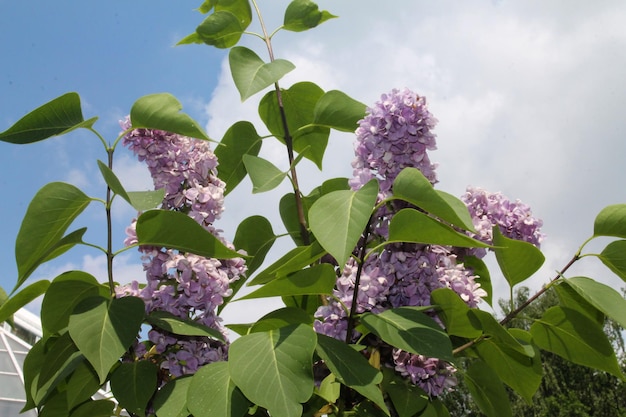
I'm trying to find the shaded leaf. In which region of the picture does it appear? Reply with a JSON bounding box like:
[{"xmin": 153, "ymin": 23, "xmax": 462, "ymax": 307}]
[
  {"xmin": 492, "ymin": 226, "xmax": 544, "ymax": 288},
  {"xmin": 283, "ymin": 0, "xmax": 337, "ymax": 32},
  {"xmin": 462, "ymin": 255, "xmax": 492, "ymax": 306},
  {"xmin": 316, "ymin": 334, "xmax": 388, "ymax": 414},
  {"xmin": 250, "ymin": 307, "xmax": 313, "ymax": 333},
  {"xmin": 563, "ymin": 276, "xmax": 626, "ymax": 329},
  {"xmin": 598, "ymin": 239, "xmax": 626, "ymax": 281},
  {"xmin": 229, "ymin": 46, "xmax": 295, "ymax": 101},
  {"xmin": 126, "ymin": 189, "xmax": 165, "ymax": 211},
  {"xmin": 240, "ymin": 264, "xmax": 336, "ymax": 300},
  {"xmin": 280, "ymin": 192, "xmax": 310, "ymax": 246},
  {"xmin": 66, "ymin": 361, "xmax": 101, "ymax": 409},
  {"xmin": 136, "ymin": 210, "xmax": 243, "ymax": 259},
  {"xmin": 249, "ymin": 241, "xmax": 326, "ymax": 285},
  {"xmin": 195, "ymin": 0, "xmax": 252, "ymax": 48},
  {"xmin": 15, "ymin": 182, "xmax": 91, "ymax": 291},
  {"xmin": 464, "ymin": 360, "xmax": 513, "ymax": 417},
  {"xmin": 146, "ymin": 310, "xmax": 224, "ymax": 341},
  {"xmin": 68, "ymin": 296, "xmax": 145, "ymax": 383},
  {"xmin": 36, "ymin": 332, "xmax": 84, "ymax": 404},
  {"xmin": 0, "ymin": 280, "xmax": 50, "ymax": 324},
  {"xmin": 593, "ymin": 204, "xmax": 626, "ymax": 238},
  {"xmin": 361, "ymin": 307, "xmax": 454, "ymax": 362},
  {"xmin": 388, "ymin": 209, "xmax": 489, "ymax": 248},
  {"xmin": 214, "ymin": 121, "xmax": 262, "ymax": 195},
  {"xmin": 430, "ymin": 288, "xmax": 481, "ymax": 338},
  {"xmin": 69, "ymin": 399, "xmax": 115, "ymax": 417},
  {"xmin": 392, "ymin": 168, "xmax": 475, "ymax": 231},
  {"xmin": 228, "ymin": 324, "xmax": 317, "ymax": 417},
  {"xmin": 381, "ymin": 368, "xmax": 428, "ymax": 417},
  {"xmin": 468, "ymin": 309, "xmax": 530, "ymax": 356},
  {"xmin": 110, "ymin": 361, "xmax": 158, "ymax": 415},
  {"xmin": 309, "ymin": 179, "xmax": 378, "ymax": 267},
  {"xmin": 188, "ymin": 362, "xmax": 249, "ymax": 417},
  {"xmin": 554, "ymin": 281, "xmax": 604, "ymax": 325},
  {"xmin": 130, "ymin": 93, "xmax": 210, "ymax": 140},
  {"xmin": 0, "ymin": 92, "xmax": 96, "ymax": 144},
  {"xmin": 153, "ymin": 376, "xmax": 192, "ymax": 417},
  {"xmin": 530, "ymin": 306, "xmax": 624, "ymax": 379},
  {"xmin": 242, "ymin": 154, "xmax": 287, "ymax": 193}
]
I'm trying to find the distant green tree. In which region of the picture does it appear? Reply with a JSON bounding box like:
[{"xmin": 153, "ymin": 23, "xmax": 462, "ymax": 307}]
[{"xmin": 442, "ymin": 287, "xmax": 626, "ymax": 417}]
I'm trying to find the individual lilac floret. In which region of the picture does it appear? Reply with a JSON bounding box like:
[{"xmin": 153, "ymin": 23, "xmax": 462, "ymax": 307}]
[
  {"xmin": 350, "ymin": 88, "xmax": 438, "ymax": 194},
  {"xmin": 462, "ymin": 186, "xmax": 545, "ymax": 251},
  {"xmin": 393, "ymin": 350, "xmax": 457, "ymax": 397}
]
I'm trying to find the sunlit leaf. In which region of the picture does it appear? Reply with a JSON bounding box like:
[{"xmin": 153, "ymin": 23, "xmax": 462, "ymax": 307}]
[
  {"xmin": 68, "ymin": 296, "xmax": 145, "ymax": 383},
  {"xmin": 15, "ymin": 182, "xmax": 91, "ymax": 291},
  {"xmin": 214, "ymin": 121, "xmax": 262, "ymax": 195},
  {"xmin": 313, "ymin": 90, "xmax": 366, "ymax": 132},
  {"xmin": 110, "ymin": 361, "xmax": 158, "ymax": 415},
  {"xmin": 392, "ymin": 168, "xmax": 475, "ymax": 231},
  {"xmin": 0, "ymin": 92, "xmax": 96, "ymax": 144},
  {"xmin": 195, "ymin": 0, "xmax": 251, "ymax": 48},
  {"xmin": 563, "ymin": 276, "xmax": 626, "ymax": 328},
  {"xmin": 240, "ymin": 264, "xmax": 336, "ymax": 300},
  {"xmin": 554, "ymin": 281, "xmax": 604, "ymax": 325},
  {"xmin": 97, "ymin": 160, "xmax": 164, "ymax": 211},
  {"xmin": 594, "ymin": 204, "xmax": 626, "ymax": 238},
  {"xmin": 492, "ymin": 226, "xmax": 544, "ymax": 288},
  {"xmin": 146, "ymin": 310, "xmax": 224, "ymax": 341},
  {"xmin": 598, "ymin": 239, "xmax": 626, "ymax": 281},
  {"xmin": 430, "ymin": 288, "xmax": 482, "ymax": 338},
  {"xmin": 316, "ymin": 334, "xmax": 388, "ymax": 414},
  {"xmin": 136, "ymin": 210, "xmax": 243, "ymax": 259},
  {"xmin": 229, "ymin": 46, "xmax": 295, "ymax": 101},
  {"xmin": 361, "ymin": 307, "xmax": 454, "ymax": 362},
  {"xmin": 468, "ymin": 309, "xmax": 530, "ymax": 357},
  {"xmin": 283, "ymin": 0, "xmax": 337, "ymax": 32},
  {"xmin": 388, "ymin": 209, "xmax": 489, "ymax": 248},
  {"xmin": 309, "ymin": 179, "xmax": 378, "ymax": 267},
  {"xmin": 228, "ymin": 324, "xmax": 316, "ymax": 417},
  {"xmin": 249, "ymin": 241, "xmax": 326, "ymax": 285},
  {"xmin": 462, "ymin": 255, "xmax": 492, "ymax": 306},
  {"xmin": 130, "ymin": 93, "xmax": 210, "ymax": 140},
  {"xmin": 464, "ymin": 360, "xmax": 513, "ymax": 417},
  {"xmin": 0, "ymin": 280, "xmax": 49, "ymax": 324},
  {"xmin": 530, "ymin": 306, "xmax": 624, "ymax": 379},
  {"xmin": 249, "ymin": 307, "xmax": 313, "ymax": 333},
  {"xmin": 188, "ymin": 362, "xmax": 248, "ymax": 417},
  {"xmin": 242, "ymin": 154, "xmax": 287, "ymax": 193}
]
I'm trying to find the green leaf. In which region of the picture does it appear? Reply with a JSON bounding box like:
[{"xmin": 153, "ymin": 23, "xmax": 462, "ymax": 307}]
[
  {"xmin": 318, "ymin": 373, "xmax": 341, "ymax": 403},
  {"xmin": 66, "ymin": 361, "xmax": 101, "ymax": 409},
  {"xmin": 188, "ymin": 362, "xmax": 249, "ymax": 417},
  {"xmin": 15, "ymin": 182, "xmax": 91, "ymax": 291},
  {"xmin": 153, "ymin": 377, "xmax": 193, "ymax": 417},
  {"xmin": 283, "ymin": 0, "xmax": 337, "ymax": 32},
  {"xmin": 22, "ymin": 339, "xmax": 45, "ymax": 410},
  {"xmin": 563, "ymin": 276, "xmax": 626, "ymax": 329},
  {"xmin": 69, "ymin": 400, "xmax": 115, "ymax": 417},
  {"xmin": 381, "ymin": 368, "xmax": 428, "ymax": 417},
  {"xmin": 492, "ymin": 226, "xmax": 545, "ymax": 288},
  {"xmin": 41, "ymin": 271, "xmax": 104, "ymax": 334},
  {"xmin": 312, "ymin": 90, "xmax": 366, "ymax": 132},
  {"xmin": 249, "ymin": 241, "xmax": 326, "ymax": 285},
  {"xmin": 464, "ymin": 360, "xmax": 513, "ymax": 417},
  {"xmin": 554, "ymin": 281, "xmax": 604, "ymax": 325},
  {"xmin": 388, "ymin": 209, "xmax": 489, "ymax": 248},
  {"xmin": 229, "ymin": 46, "xmax": 295, "ymax": 101},
  {"xmin": 598, "ymin": 239, "xmax": 626, "ymax": 281},
  {"xmin": 249, "ymin": 307, "xmax": 313, "ymax": 333},
  {"xmin": 136, "ymin": 210, "xmax": 243, "ymax": 259},
  {"xmin": 473, "ymin": 329, "xmax": 542, "ymax": 403},
  {"xmin": 229, "ymin": 324, "xmax": 317, "ymax": 417},
  {"xmin": 392, "ymin": 168, "xmax": 475, "ymax": 231},
  {"xmin": 468, "ymin": 309, "xmax": 530, "ymax": 356},
  {"xmin": 215, "ymin": 121, "xmax": 262, "ymax": 195},
  {"xmin": 146, "ymin": 310, "xmax": 225, "ymax": 341},
  {"xmin": 126, "ymin": 189, "xmax": 165, "ymax": 211},
  {"xmin": 0, "ymin": 92, "xmax": 96, "ymax": 144},
  {"xmin": 593, "ymin": 203, "xmax": 626, "ymax": 238},
  {"xmin": 0, "ymin": 280, "xmax": 49, "ymax": 324},
  {"xmin": 309, "ymin": 179, "xmax": 378, "ymax": 267},
  {"xmin": 195, "ymin": 0, "xmax": 252, "ymax": 48},
  {"xmin": 242, "ymin": 154, "xmax": 287, "ymax": 193},
  {"xmin": 38, "ymin": 391, "xmax": 69, "ymax": 416},
  {"xmin": 36, "ymin": 332, "xmax": 84, "ymax": 404},
  {"xmin": 130, "ymin": 93, "xmax": 210, "ymax": 140},
  {"xmin": 68, "ymin": 296, "xmax": 145, "ymax": 383},
  {"xmin": 110, "ymin": 361, "xmax": 158, "ymax": 415},
  {"xmin": 240, "ymin": 264, "xmax": 336, "ymax": 300},
  {"xmin": 316, "ymin": 334, "xmax": 388, "ymax": 414},
  {"xmin": 259, "ymin": 82, "xmax": 328, "ymax": 169},
  {"xmin": 530, "ymin": 306, "xmax": 624, "ymax": 379},
  {"xmin": 360, "ymin": 307, "xmax": 454, "ymax": 362},
  {"xmin": 430, "ymin": 288, "xmax": 482, "ymax": 338},
  {"xmin": 280, "ymin": 192, "xmax": 310, "ymax": 246},
  {"xmin": 97, "ymin": 159, "xmax": 130, "ymax": 200}
]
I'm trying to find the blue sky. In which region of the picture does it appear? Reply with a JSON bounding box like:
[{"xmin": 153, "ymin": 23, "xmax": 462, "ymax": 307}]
[{"xmin": 2, "ymin": 0, "xmax": 626, "ymax": 325}]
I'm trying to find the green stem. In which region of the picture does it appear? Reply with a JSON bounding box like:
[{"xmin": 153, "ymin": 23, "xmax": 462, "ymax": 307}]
[{"xmin": 106, "ymin": 148, "xmax": 116, "ymax": 294}]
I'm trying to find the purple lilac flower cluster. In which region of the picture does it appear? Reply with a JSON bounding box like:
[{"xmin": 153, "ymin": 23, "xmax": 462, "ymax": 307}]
[
  {"xmin": 116, "ymin": 119, "xmax": 246, "ymax": 380},
  {"xmin": 349, "ymin": 88, "xmax": 438, "ymax": 195},
  {"xmin": 314, "ymin": 88, "xmax": 543, "ymax": 397}
]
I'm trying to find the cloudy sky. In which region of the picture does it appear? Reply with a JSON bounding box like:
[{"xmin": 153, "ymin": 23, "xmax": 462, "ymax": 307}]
[{"xmin": 1, "ymin": 1, "xmax": 625, "ymax": 325}]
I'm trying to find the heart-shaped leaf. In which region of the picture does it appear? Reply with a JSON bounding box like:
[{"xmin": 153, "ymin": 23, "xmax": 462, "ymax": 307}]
[
  {"xmin": 214, "ymin": 121, "xmax": 262, "ymax": 195},
  {"xmin": 492, "ymin": 226, "xmax": 545, "ymax": 288},
  {"xmin": 283, "ymin": 0, "xmax": 337, "ymax": 32},
  {"xmin": 110, "ymin": 361, "xmax": 158, "ymax": 415},
  {"xmin": 594, "ymin": 204, "xmax": 626, "ymax": 238}
]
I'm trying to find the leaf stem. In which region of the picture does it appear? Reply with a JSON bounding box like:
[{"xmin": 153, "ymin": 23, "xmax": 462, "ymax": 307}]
[{"xmin": 106, "ymin": 148, "xmax": 116, "ymax": 294}]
